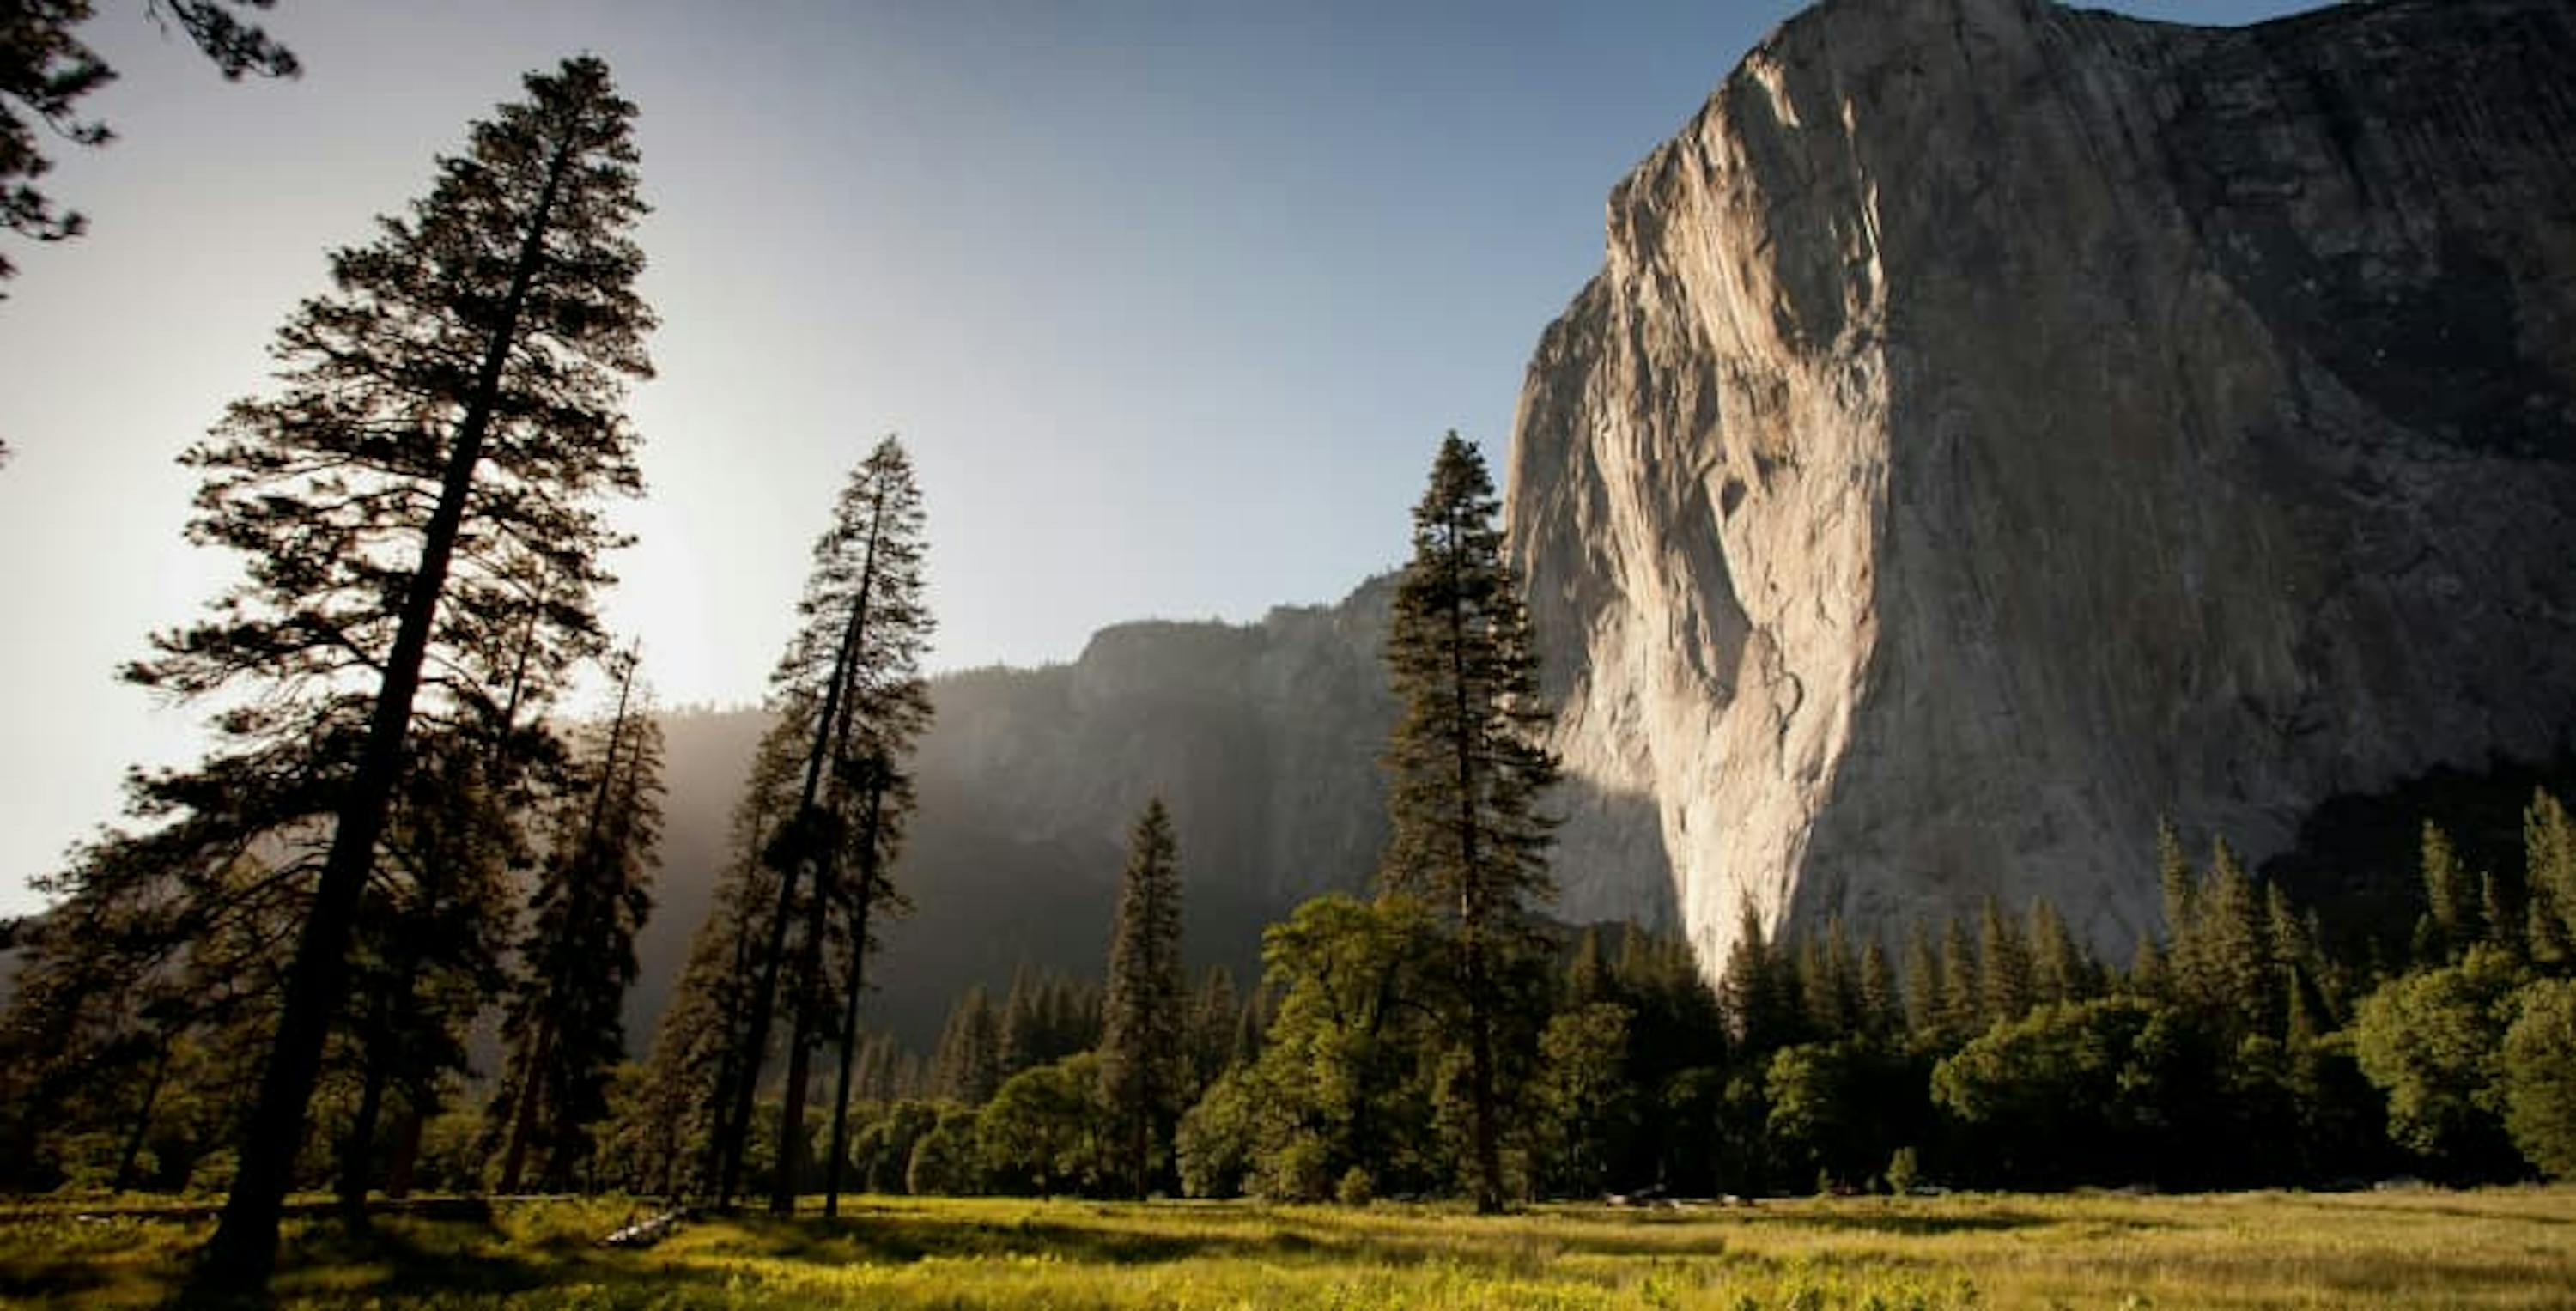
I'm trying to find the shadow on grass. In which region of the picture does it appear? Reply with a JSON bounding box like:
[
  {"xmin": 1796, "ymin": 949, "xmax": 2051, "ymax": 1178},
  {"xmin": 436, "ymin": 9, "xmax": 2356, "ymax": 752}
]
[
  {"xmin": 698, "ymin": 1204, "xmax": 1760, "ymax": 1272},
  {"xmin": 1727, "ymin": 1207, "xmax": 2120, "ymax": 1237},
  {"xmin": 709, "ymin": 1211, "xmax": 1386, "ymax": 1269}
]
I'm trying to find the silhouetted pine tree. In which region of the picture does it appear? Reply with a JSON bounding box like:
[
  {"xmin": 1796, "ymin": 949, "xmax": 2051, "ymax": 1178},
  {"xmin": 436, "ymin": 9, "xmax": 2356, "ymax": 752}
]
[
  {"xmin": 1100, "ymin": 798, "xmax": 1187, "ymax": 1198},
  {"xmin": 714, "ymin": 435, "xmax": 933, "ymax": 1215},
  {"xmin": 111, "ymin": 55, "xmax": 653, "ymax": 1296},
  {"xmin": 1376, "ymin": 433, "xmax": 1560, "ymax": 1214},
  {"xmin": 632, "ymin": 711, "xmax": 805, "ymax": 1200},
  {"xmin": 488, "ymin": 648, "xmax": 664, "ymax": 1193}
]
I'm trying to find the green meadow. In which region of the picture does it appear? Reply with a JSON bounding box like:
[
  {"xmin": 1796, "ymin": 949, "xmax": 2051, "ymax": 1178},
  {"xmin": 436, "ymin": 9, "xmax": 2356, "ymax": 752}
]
[{"xmin": 4, "ymin": 1188, "xmax": 2573, "ymax": 1310}]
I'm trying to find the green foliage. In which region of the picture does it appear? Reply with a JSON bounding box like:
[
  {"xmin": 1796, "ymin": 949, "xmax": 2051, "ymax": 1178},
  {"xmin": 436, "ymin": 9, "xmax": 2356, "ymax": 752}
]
[
  {"xmin": 1930, "ymin": 997, "xmax": 2207, "ymax": 1189},
  {"xmin": 976, "ymin": 1053, "xmax": 1114, "ymax": 1196},
  {"xmin": 1098, "ymin": 798, "xmax": 1187, "ymax": 1198},
  {"xmin": 1175, "ymin": 1065, "xmax": 1259, "ymax": 1199},
  {"xmin": 1765, "ymin": 1040, "xmax": 1922, "ymax": 1193},
  {"xmin": 2348, "ymin": 945, "xmax": 2529, "ymax": 1177},
  {"xmin": 1884, "ymin": 1145, "xmax": 1920, "ymax": 1195},
  {"xmin": 1532, "ymin": 1002, "xmax": 1637, "ymax": 1198},
  {"xmin": 2500, "ymin": 977, "xmax": 2576, "ymax": 1180},
  {"xmin": 487, "ymin": 655, "xmax": 665, "ymax": 1193},
  {"xmin": 1232, "ymin": 894, "xmax": 1442, "ymax": 1200},
  {"xmin": 1378, "ymin": 432, "xmax": 1560, "ymax": 1213},
  {"xmin": 904, "ymin": 1107, "xmax": 981, "ymax": 1197},
  {"xmin": 931, "ymin": 986, "xmax": 1004, "ymax": 1106}
]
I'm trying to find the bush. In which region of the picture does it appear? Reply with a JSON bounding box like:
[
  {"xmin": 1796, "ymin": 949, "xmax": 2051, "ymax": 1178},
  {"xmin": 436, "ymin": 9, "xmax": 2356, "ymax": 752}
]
[
  {"xmin": 1886, "ymin": 1146, "xmax": 1920, "ymax": 1196},
  {"xmin": 1176, "ymin": 1067, "xmax": 1258, "ymax": 1199},
  {"xmin": 2503, "ymin": 979, "xmax": 2576, "ymax": 1179},
  {"xmin": 2348, "ymin": 947, "xmax": 2527, "ymax": 1179},
  {"xmin": 1335, "ymin": 1166, "xmax": 1376, "ymax": 1206},
  {"xmin": 907, "ymin": 1109, "xmax": 984, "ymax": 1196}
]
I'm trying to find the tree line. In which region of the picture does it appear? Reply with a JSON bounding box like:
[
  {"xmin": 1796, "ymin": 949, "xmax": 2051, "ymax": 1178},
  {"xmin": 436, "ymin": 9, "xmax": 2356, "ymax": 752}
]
[{"xmin": 635, "ymin": 801, "xmax": 2576, "ymax": 1208}]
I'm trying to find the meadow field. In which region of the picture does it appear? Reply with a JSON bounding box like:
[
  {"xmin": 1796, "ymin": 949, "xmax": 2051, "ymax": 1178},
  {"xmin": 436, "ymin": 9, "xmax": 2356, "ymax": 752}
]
[{"xmin": 2, "ymin": 1188, "xmax": 2571, "ymax": 1310}]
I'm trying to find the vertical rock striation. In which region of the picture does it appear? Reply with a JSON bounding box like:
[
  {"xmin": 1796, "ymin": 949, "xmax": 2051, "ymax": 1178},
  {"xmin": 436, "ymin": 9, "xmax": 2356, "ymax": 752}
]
[{"xmin": 1507, "ymin": 0, "xmax": 2576, "ymax": 972}]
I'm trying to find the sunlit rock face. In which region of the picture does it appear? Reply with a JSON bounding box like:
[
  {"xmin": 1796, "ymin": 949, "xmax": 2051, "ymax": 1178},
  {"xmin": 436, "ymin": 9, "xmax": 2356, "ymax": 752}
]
[{"xmin": 1506, "ymin": 0, "xmax": 2576, "ymax": 977}]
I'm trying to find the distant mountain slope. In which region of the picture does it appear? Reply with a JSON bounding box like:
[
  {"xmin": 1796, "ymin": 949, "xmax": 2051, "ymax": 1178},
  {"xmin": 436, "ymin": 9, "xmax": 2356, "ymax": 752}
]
[{"xmin": 632, "ymin": 575, "xmax": 1595, "ymax": 1050}]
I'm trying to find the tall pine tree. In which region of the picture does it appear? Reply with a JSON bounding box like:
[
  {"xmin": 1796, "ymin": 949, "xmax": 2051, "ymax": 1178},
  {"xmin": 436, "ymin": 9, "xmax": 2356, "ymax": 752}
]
[
  {"xmin": 709, "ymin": 434, "xmax": 932, "ymax": 1213},
  {"xmin": 119, "ymin": 55, "xmax": 653, "ymax": 1295},
  {"xmin": 1377, "ymin": 432, "xmax": 1559, "ymax": 1213},
  {"xmin": 1100, "ymin": 798, "xmax": 1186, "ymax": 1199}
]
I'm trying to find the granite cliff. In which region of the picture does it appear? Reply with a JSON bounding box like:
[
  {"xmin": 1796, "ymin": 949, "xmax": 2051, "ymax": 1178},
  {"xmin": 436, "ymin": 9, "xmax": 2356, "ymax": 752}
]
[{"xmin": 1507, "ymin": 0, "xmax": 2576, "ymax": 971}]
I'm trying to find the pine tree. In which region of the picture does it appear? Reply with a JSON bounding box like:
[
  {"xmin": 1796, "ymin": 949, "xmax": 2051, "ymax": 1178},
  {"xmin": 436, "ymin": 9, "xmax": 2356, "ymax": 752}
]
[
  {"xmin": 710, "ymin": 435, "xmax": 933, "ymax": 1214},
  {"xmin": 1938, "ymin": 918, "xmax": 1983, "ymax": 1043},
  {"xmin": 2525, "ymin": 791, "xmax": 2576, "ymax": 968},
  {"xmin": 1856, "ymin": 938, "xmax": 1902, "ymax": 1041},
  {"xmin": 127, "ymin": 56, "xmax": 652, "ymax": 1295},
  {"xmin": 1376, "ymin": 433, "xmax": 1560, "ymax": 1214},
  {"xmin": 2417, "ymin": 820, "xmax": 2481, "ymax": 964},
  {"xmin": 932, "ymin": 987, "xmax": 1001, "ymax": 1105},
  {"xmin": 488, "ymin": 647, "xmax": 663, "ymax": 1193},
  {"xmin": 335, "ymin": 727, "xmax": 524, "ymax": 1217},
  {"xmin": 1900, "ymin": 922, "xmax": 1942, "ymax": 1046},
  {"xmin": 2028, "ymin": 898, "xmax": 2089, "ymax": 1007},
  {"xmin": 653, "ymin": 712, "xmax": 805, "ymax": 1200},
  {"xmin": 1187, "ymin": 965, "xmax": 1242, "ymax": 1093},
  {"xmin": 1977, "ymin": 899, "xmax": 2035, "ymax": 1027},
  {"xmin": 999, "ymin": 966, "xmax": 1045, "ymax": 1078},
  {"xmin": 2157, "ymin": 820, "xmax": 2202, "ymax": 1002},
  {"xmin": 1100, "ymin": 798, "xmax": 1187, "ymax": 1199}
]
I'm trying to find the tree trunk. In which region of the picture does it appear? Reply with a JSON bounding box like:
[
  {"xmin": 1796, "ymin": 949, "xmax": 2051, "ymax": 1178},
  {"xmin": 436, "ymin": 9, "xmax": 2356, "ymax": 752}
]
[
  {"xmin": 337, "ymin": 1055, "xmax": 392, "ymax": 1224},
  {"xmin": 191, "ymin": 131, "xmax": 574, "ymax": 1301},
  {"xmin": 113, "ymin": 1039, "xmax": 173, "ymax": 1193},
  {"xmin": 1443, "ymin": 513, "xmax": 1503, "ymax": 1216},
  {"xmin": 822, "ymin": 773, "xmax": 886, "ymax": 1218}
]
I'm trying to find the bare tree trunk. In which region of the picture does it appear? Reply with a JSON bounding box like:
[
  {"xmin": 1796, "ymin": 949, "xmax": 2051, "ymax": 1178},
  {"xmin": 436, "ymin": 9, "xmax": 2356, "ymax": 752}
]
[{"xmin": 822, "ymin": 773, "xmax": 886, "ymax": 1218}]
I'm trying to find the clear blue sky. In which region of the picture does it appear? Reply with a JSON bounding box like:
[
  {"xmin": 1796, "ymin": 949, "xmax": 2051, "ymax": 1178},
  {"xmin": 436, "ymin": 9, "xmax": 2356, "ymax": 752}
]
[{"xmin": 0, "ymin": 0, "xmax": 2318, "ymax": 916}]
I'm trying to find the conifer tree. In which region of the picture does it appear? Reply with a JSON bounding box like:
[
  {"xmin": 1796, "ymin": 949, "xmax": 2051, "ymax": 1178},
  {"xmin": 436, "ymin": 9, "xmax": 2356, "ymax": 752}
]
[
  {"xmin": 1187, "ymin": 965, "xmax": 1242, "ymax": 1092},
  {"xmin": 932, "ymin": 986, "xmax": 1001, "ymax": 1105},
  {"xmin": 100, "ymin": 56, "xmax": 653, "ymax": 1294},
  {"xmin": 2418, "ymin": 821, "xmax": 2480, "ymax": 964},
  {"xmin": 487, "ymin": 648, "xmax": 664, "ymax": 1193},
  {"xmin": 1977, "ymin": 899, "xmax": 2034, "ymax": 1026},
  {"xmin": 2525, "ymin": 791, "xmax": 2576, "ymax": 968},
  {"xmin": 1376, "ymin": 432, "xmax": 1559, "ymax": 1214},
  {"xmin": 2028, "ymin": 899, "xmax": 2089, "ymax": 1007},
  {"xmin": 650, "ymin": 711, "xmax": 805, "ymax": 1199},
  {"xmin": 724, "ymin": 434, "xmax": 933, "ymax": 1215},
  {"xmin": 1938, "ymin": 919, "xmax": 1982, "ymax": 1042},
  {"xmin": 1100, "ymin": 798, "xmax": 1187, "ymax": 1199},
  {"xmin": 1858, "ymin": 938, "xmax": 1903, "ymax": 1041},
  {"xmin": 1900, "ymin": 922, "xmax": 1942, "ymax": 1044}
]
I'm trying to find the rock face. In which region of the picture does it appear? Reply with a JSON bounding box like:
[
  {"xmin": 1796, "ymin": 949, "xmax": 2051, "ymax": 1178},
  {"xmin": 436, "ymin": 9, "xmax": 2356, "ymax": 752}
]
[{"xmin": 1507, "ymin": 0, "xmax": 2576, "ymax": 971}]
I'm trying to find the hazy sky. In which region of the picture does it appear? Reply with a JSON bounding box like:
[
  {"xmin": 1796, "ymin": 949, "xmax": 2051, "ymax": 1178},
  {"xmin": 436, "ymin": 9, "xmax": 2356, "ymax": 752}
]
[{"xmin": 0, "ymin": 0, "xmax": 2316, "ymax": 917}]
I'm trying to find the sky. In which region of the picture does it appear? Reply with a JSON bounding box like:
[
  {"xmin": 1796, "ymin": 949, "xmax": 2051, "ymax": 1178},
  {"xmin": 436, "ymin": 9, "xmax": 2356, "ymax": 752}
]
[{"xmin": 0, "ymin": 0, "xmax": 2318, "ymax": 918}]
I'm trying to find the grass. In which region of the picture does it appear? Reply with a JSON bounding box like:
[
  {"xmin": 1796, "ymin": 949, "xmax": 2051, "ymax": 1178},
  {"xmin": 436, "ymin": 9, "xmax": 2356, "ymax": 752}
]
[{"xmin": 1, "ymin": 1187, "xmax": 2573, "ymax": 1309}]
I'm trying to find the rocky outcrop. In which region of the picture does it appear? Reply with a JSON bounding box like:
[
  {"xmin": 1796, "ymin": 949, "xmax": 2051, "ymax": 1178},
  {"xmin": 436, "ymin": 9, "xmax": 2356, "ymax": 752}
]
[{"xmin": 1507, "ymin": 0, "xmax": 2576, "ymax": 971}]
